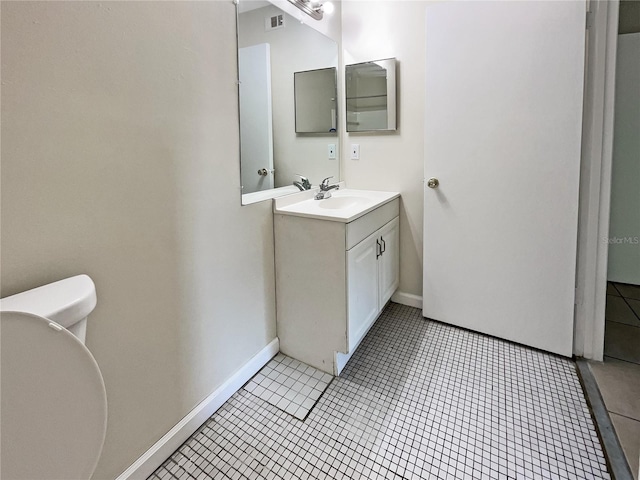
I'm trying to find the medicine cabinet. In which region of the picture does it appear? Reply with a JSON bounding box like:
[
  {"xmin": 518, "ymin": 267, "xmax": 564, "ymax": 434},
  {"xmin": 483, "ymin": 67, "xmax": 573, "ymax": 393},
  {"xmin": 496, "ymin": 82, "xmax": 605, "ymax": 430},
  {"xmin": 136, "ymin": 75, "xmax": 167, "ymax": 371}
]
[{"xmin": 345, "ymin": 58, "xmax": 397, "ymax": 132}]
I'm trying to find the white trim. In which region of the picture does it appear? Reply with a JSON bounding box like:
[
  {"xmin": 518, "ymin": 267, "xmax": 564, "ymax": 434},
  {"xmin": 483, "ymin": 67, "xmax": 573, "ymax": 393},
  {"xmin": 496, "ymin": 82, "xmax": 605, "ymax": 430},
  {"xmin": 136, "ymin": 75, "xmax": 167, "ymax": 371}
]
[
  {"xmin": 391, "ymin": 291, "xmax": 423, "ymax": 309},
  {"xmin": 115, "ymin": 338, "xmax": 279, "ymax": 480},
  {"xmin": 242, "ymin": 185, "xmax": 300, "ymax": 206},
  {"xmin": 592, "ymin": 0, "xmax": 618, "ymax": 360},
  {"xmin": 574, "ymin": 0, "xmax": 618, "ymax": 360}
]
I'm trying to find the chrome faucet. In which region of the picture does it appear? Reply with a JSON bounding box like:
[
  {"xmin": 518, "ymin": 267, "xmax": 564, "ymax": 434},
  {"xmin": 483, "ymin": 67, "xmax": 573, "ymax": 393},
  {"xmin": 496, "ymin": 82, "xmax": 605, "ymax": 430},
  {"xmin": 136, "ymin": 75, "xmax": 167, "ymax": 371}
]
[
  {"xmin": 293, "ymin": 175, "xmax": 311, "ymax": 191},
  {"xmin": 315, "ymin": 176, "xmax": 339, "ymax": 200}
]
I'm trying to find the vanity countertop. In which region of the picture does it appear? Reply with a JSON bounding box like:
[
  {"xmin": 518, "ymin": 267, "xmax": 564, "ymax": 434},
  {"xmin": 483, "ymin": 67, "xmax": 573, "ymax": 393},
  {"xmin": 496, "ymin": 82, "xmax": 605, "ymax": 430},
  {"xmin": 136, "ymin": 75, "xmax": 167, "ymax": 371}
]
[{"xmin": 273, "ymin": 184, "xmax": 400, "ymax": 223}]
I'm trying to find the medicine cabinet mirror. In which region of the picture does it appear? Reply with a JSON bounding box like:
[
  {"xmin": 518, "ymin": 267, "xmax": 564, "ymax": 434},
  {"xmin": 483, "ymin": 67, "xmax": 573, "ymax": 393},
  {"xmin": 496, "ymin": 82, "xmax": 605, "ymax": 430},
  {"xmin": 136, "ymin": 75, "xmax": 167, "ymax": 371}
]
[
  {"xmin": 294, "ymin": 67, "xmax": 337, "ymax": 133},
  {"xmin": 345, "ymin": 58, "xmax": 397, "ymax": 132},
  {"xmin": 237, "ymin": 1, "xmax": 340, "ymax": 205}
]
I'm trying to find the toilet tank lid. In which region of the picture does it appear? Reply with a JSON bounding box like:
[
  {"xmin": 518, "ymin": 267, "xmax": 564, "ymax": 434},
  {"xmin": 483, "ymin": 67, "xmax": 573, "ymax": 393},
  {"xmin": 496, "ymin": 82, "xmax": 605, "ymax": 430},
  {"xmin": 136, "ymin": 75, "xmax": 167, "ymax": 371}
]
[{"xmin": 0, "ymin": 275, "xmax": 97, "ymax": 328}]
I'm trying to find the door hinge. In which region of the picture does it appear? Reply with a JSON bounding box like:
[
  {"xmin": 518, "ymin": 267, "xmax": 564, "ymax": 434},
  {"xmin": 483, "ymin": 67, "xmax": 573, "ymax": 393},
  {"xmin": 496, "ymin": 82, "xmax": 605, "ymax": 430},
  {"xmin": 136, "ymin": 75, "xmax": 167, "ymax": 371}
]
[{"xmin": 586, "ymin": 10, "xmax": 593, "ymax": 30}]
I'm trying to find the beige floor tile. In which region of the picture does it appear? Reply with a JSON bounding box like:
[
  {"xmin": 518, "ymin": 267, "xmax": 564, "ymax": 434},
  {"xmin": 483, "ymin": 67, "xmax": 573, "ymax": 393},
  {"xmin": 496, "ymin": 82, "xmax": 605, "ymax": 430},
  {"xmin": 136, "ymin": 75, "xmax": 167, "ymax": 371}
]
[
  {"xmin": 590, "ymin": 358, "xmax": 640, "ymax": 421},
  {"xmin": 608, "ymin": 282, "xmax": 621, "ymax": 296},
  {"xmin": 616, "ymin": 283, "xmax": 640, "ymax": 301},
  {"xmin": 606, "ymin": 295, "xmax": 640, "ymax": 327},
  {"xmin": 629, "ymin": 298, "xmax": 640, "ymax": 319},
  {"xmin": 605, "ymin": 321, "xmax": 640, "ymax": 364},
  {"xmin": 610, "ymin": 413, "xmax": 640, "ymax": 480}
]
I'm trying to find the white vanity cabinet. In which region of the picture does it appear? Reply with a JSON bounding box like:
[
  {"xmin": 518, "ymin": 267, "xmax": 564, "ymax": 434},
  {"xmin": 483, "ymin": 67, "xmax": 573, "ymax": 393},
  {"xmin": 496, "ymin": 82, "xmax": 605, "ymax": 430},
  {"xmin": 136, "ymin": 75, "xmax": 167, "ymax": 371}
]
[
  {"xmin": 346, "ymin": 217, "xmax": 399, "ymax": 352},
  {"xmin": 274, "ymin": 192, "xmax": 399, "ymax": 375}
]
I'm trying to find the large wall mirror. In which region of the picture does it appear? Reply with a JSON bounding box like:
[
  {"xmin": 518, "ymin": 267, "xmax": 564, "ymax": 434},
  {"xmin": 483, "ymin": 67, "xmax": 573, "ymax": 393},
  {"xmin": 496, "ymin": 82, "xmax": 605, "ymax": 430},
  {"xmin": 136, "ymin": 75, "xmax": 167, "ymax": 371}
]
[{"xmin": 237, "ymin": 1, "xmax": 340, "ymax": 205}]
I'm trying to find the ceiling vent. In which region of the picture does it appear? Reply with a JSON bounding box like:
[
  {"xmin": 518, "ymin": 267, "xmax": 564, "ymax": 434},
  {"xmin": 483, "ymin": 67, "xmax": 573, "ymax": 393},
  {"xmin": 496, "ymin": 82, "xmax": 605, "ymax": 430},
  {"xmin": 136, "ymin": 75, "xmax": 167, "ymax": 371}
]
[{"xmin": 265, "ymin": 14, "xmax": 285, "ymax": 31}]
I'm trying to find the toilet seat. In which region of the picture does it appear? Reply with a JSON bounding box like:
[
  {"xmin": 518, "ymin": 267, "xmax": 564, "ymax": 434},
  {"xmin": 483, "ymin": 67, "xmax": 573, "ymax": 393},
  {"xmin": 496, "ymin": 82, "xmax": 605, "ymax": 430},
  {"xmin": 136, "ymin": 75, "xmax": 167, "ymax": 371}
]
[{"xmin": 1, "ymin": 311, "xmax": 107, "ymax": 480}]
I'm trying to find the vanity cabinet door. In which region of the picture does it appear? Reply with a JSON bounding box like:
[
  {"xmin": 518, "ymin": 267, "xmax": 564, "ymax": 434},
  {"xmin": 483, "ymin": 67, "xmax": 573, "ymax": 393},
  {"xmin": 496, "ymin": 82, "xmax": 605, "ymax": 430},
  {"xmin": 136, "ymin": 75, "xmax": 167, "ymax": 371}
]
[
  {"xmin": 346, "ymin": 234, "xmax": 379, "ymax": 352},
  {"xmin": 378, "ymin": 217, "xmax": 400, "ymax": 307}
]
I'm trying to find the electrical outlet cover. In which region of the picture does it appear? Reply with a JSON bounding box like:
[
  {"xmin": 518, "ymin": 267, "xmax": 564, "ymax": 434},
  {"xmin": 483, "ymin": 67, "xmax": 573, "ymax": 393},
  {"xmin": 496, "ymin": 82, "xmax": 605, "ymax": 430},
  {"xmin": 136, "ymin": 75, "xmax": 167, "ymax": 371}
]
[
  {"xmin": 328, "ymin": 144, "xmax": 336, "ymax": 159},
  {"xmin": 351, "ymin": 144, "xmax": 360, "ymax": 160}
]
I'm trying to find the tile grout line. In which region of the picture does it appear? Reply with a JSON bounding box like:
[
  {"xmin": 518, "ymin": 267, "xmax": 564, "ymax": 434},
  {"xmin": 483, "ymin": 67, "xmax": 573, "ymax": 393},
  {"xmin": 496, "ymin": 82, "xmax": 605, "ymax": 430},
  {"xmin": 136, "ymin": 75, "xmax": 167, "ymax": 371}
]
[
  {"xmin": 604, "ymin": 355, "xmax": 640, "ymax": 367},
  {"xmin": 604, "ymin": 352, "xmax": 640, "ymax": 367},
  {"xmin": 244, "ymin": 353, "xmax": 335, "ymax": 420},
  {"xmin": 576, "ymin": 359, "xmax": 635, "ymax": 480},
  {"xmin": 611, "ymin": 282, "xmax": 640, "ymax": 319},
  {"xmin": 608, "ymin": 411, "xmax": 640, "ymax": 424},
  {"xmin": 621, "ymin": 295, "xmax": 640, "ymax": 322},
  {"xmin": 606, "ymin": 318, "xmax": 640, "ymax": 329},
  {"xmin": 150, "ymin": 303, "xmax": 613, "ymax": 480}
]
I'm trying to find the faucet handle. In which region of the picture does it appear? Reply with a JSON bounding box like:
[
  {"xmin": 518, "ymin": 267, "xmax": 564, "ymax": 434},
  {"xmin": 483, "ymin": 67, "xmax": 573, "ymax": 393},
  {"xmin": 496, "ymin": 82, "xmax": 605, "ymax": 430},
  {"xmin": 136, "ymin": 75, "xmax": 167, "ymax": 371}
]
[
  {"xmin": 295, "ymin": 174, "xmax": 311, "ymax": 190},
  {"xmin": 320, "ymin": 176, "xmax": 334, "ymax": 189}
]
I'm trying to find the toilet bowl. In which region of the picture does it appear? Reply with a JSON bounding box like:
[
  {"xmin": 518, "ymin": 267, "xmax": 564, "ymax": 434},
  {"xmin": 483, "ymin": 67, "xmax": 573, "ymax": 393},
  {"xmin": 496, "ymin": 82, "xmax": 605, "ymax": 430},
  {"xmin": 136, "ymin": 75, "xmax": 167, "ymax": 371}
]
[{"xmin": 0, "ymin": 275, "xmax": 107, "ymax": 480}]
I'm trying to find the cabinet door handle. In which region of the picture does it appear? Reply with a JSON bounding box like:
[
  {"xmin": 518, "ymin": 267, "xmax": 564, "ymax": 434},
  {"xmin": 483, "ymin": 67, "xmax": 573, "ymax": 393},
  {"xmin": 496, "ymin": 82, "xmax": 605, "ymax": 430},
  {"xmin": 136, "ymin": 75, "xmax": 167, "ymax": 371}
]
[
  {"xmin": 376, "ymin": 239, "xmax": 381, "ymax": 259},
  {"xmin": 380, "ymin": 236, "xmax": 386, "ymax": 254}
]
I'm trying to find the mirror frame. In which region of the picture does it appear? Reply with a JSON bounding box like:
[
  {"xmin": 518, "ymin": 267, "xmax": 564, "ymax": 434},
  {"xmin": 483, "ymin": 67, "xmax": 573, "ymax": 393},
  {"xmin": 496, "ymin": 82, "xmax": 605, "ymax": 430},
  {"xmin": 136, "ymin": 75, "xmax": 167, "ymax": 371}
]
[{"xmin": 345, "ymin": 58, "xmax": 397, "ymax": 133}]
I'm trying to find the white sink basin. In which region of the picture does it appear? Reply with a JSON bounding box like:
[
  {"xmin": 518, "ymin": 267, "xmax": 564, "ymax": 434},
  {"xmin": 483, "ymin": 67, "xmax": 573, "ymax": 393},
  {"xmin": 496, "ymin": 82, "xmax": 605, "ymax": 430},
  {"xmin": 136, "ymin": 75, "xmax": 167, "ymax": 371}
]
[
  {"xmin": 273, "ymin": 186, "xmax": 400, "ymax": 223},
  {"xmin": 317, "ymin": 196, "xmax": 367, "ymax": 210}
]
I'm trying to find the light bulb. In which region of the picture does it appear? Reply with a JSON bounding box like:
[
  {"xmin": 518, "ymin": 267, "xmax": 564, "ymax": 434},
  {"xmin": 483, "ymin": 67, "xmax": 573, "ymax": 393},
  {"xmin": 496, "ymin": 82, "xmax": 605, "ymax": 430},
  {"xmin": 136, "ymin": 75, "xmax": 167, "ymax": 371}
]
[{"xmin": 322, "ymin": 1, "xmax": 334, "ymax": 15}]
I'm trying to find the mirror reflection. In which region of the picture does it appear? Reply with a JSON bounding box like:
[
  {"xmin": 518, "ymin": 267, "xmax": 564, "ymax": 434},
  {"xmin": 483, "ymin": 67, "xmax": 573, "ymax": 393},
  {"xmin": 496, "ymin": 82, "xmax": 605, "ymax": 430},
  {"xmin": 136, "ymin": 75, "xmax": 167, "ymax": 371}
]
[
  {"xmin": 238, "ymin": 1, "xmax": 340, "ymax": 203},
  {"xmin": 294, "ymin": 68, "xmax": 337, "ymax": 134},
  {"xmin": 346, "ymin": 58, "xmax": 397, "ymax": 132}
]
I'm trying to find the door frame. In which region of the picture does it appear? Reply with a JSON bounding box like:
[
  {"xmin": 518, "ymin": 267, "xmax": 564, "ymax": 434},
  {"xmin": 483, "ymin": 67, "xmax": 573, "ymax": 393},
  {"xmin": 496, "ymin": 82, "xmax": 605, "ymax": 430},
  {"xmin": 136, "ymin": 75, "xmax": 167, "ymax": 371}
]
[{"xmin": 574, "ymin": 0, "xmax": 619, "ymax": 360}]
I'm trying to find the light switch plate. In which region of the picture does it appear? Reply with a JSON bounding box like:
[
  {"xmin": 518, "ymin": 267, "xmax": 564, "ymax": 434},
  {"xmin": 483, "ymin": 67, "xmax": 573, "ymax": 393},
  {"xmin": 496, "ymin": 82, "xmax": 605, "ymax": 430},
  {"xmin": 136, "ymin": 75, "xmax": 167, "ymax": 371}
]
[
  {"xmin": 328, "ymin": 144, "xmax": 336, "ymax": 159},
  {"xmin": 351, "ymin": 144, "xmax": 360, "ymax": 160}
]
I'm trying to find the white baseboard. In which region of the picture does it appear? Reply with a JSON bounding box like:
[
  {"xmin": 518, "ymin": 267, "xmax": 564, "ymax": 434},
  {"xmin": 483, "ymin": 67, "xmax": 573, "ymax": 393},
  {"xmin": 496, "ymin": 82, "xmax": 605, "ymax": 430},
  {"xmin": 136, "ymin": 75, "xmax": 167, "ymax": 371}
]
[
  {"xmin": 115, "ymin": 338, "xmax": 279, "ymax": 480},
  {"xmin": 391, "ymin": 291, "xmax": 423, "ymax": 309}
]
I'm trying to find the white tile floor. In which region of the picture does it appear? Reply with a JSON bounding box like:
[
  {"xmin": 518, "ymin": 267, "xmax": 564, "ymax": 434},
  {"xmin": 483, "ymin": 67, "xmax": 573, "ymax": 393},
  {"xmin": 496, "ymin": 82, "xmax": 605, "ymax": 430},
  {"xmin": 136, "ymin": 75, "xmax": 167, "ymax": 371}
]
[
  {"xmin": 150, "ymin": 303, "xmax": 610, "ymax": 480},
  {"xmin": 243, "ymin": 354, "xmax": 333, "ymax": 420}
]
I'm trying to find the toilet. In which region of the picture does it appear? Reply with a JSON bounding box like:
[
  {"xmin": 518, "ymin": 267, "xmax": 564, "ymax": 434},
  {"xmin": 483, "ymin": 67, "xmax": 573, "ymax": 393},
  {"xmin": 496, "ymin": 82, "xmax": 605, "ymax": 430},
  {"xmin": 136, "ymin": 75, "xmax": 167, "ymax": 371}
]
[{"xmin": 0, "ymin": 275, "xmax": 107, "ymax": 480}]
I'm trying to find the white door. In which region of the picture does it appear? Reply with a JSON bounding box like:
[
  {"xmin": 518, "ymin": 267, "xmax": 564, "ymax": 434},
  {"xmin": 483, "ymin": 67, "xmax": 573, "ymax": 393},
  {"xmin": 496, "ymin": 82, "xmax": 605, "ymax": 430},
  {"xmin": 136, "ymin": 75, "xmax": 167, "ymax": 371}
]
[
  {"xmin": 238, "ymin": 44, "xmax": 274, "ymax": 194},
  {"xmin": 423, "ymin": 1, "xmax": 586, "ymax": 356},
  {"xmin": 379, "ymin": 217, "xmax": 399, "ymax": 307}
]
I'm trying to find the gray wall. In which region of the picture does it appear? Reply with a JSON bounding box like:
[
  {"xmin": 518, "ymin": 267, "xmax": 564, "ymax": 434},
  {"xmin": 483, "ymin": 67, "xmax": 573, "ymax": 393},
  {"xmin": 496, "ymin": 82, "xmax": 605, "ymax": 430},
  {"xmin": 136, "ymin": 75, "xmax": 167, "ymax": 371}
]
[
  {"xmin": 341, "ymin": 1, "xmax": 427, "ymax": 299},
  {"xmin": 619, "ymin": 0, "xmax": 640, "ymax": 34},
  {"xmin": 1, "ymin": 2, "xmax": 276, "ymax": 478}
]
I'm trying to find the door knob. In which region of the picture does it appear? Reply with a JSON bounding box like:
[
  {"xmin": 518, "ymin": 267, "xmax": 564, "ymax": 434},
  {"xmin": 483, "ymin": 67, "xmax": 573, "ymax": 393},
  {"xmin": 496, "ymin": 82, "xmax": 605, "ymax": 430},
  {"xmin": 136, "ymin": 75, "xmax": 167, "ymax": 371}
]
[
  {"xmin": 427, "ymin": 177, "xmax": 439, "ymax": 189},
  {"xmin": 258, "ymin": 168, "xmax": 268, "ymax": 177}
]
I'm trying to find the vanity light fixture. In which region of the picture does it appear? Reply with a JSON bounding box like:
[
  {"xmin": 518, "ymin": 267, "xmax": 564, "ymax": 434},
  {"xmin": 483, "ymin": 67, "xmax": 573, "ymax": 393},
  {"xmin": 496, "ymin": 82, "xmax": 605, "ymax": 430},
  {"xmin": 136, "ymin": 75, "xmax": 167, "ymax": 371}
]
[{"xmin": 287, "ymin": 0, "xmax": 333, "ymax": 20}]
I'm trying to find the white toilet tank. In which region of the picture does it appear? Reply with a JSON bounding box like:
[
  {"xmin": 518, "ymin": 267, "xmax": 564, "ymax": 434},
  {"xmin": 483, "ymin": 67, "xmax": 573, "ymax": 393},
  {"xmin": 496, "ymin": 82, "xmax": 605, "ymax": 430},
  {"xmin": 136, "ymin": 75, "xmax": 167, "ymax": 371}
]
[
  {"xmin": 0, "ymin": 274, "xmax": 107, "ymax": 480},
  {"xmin": 0, "ymin": 274, "xmax": 97, "ymax": 343}
]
